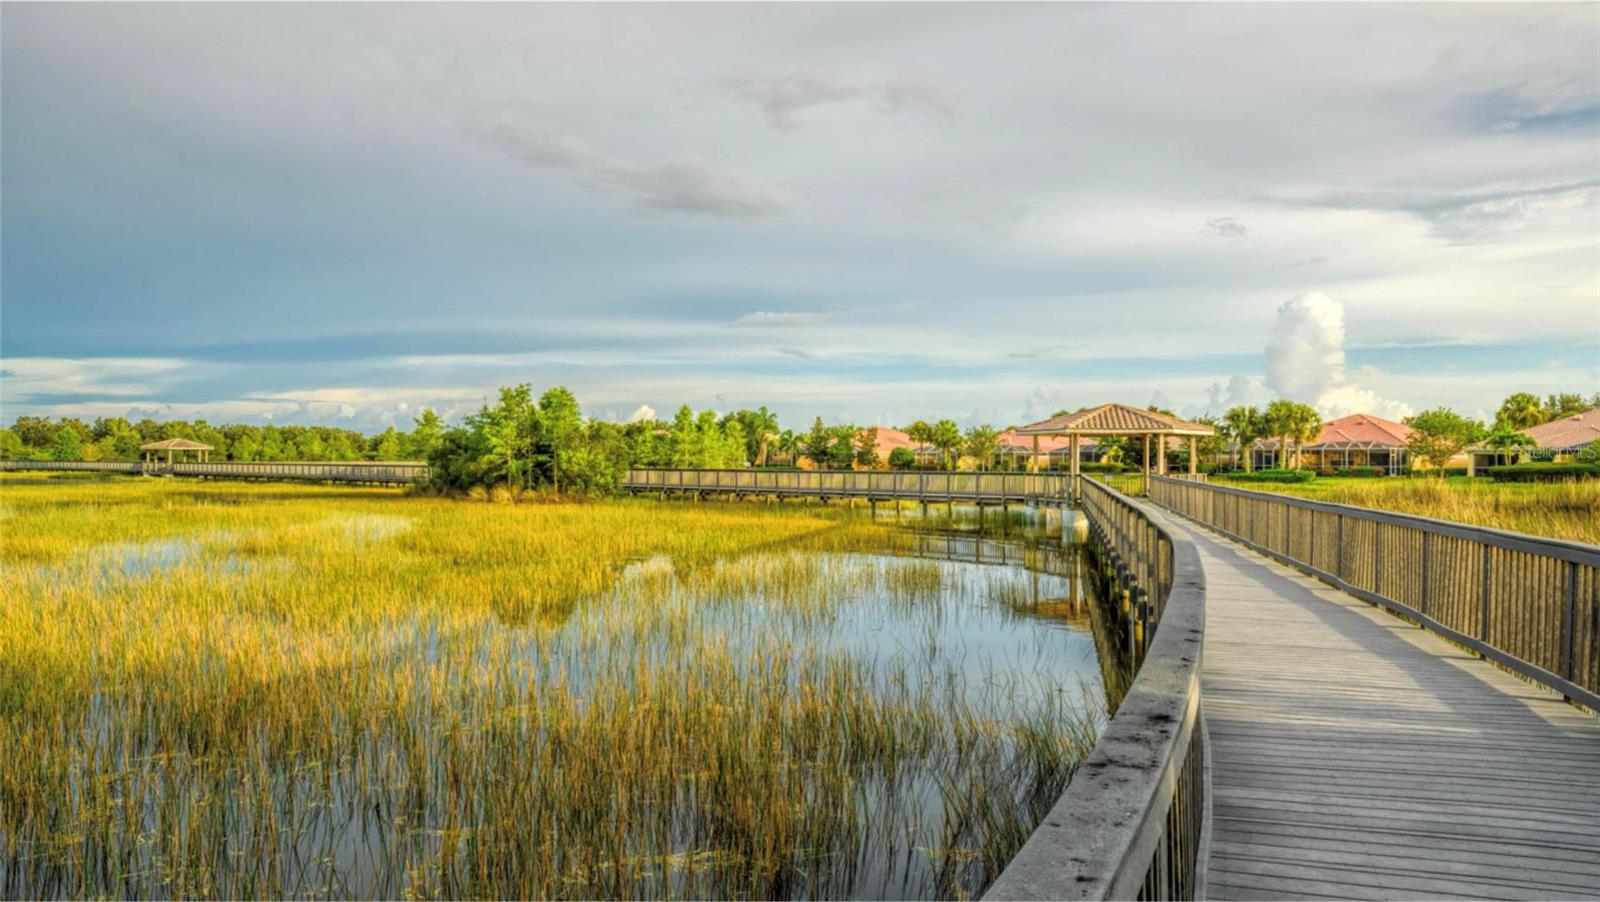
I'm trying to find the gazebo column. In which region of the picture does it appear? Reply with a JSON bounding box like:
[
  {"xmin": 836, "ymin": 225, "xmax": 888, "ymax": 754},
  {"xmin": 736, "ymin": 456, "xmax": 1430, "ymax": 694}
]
[
  {"xmin": 1030, "ymin": 435, "xmax": 1039, "ymax": 474},
  {"xmin": 1142, "ymin": 434, "xmax": 1151, "ymax": 483},
  {"xmin": 1157, "ymin": 435, "xmax": 1168, "ymax": 475},
  {"xmin": 1188, "ymin": 436, "xmax": 1197, "ymax": 474},
  {"xmin": 1069, "ymin": 434, "xmax": 1080, "ymax": 500}
]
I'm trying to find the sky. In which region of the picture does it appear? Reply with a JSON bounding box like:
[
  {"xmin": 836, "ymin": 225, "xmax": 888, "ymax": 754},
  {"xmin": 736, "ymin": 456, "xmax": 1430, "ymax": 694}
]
[{"xmin": 3, "ymin": 3, "xmax": 1597, "ymax": 432}]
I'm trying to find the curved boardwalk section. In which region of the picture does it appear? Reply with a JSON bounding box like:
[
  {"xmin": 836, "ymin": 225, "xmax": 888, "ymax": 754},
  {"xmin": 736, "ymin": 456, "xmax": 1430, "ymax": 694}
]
[{"xmin": 1176, "ymin": 523, "xmax": 1600, "ymax": 900}]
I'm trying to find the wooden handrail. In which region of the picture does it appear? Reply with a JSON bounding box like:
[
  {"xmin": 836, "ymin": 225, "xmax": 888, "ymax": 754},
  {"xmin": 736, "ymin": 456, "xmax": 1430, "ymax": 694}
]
[
  {"xmin": 986, "ymin": 477, "xmax": 1208, "ymax": 900},
  {"xmin": 1148, "ymin": 475, "xmax": 1600, "ymax": 709}
]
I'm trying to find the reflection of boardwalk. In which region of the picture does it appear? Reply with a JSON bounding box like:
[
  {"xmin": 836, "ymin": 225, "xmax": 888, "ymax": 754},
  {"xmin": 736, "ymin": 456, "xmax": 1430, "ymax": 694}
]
[{"xmin": 1177, "ymin": 523, "xmax": 1600, "ymax": 900}]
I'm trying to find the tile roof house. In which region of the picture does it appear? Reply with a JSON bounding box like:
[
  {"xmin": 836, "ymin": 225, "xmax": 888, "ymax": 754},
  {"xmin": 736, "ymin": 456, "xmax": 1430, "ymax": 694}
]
[
  {"xmin": 1522, "ymin": 411, "xmax": 1600, "ymax": 453},
  {"xmin": 1256, "ymin": 413, "xmax": 1413, "ymax": 473}
]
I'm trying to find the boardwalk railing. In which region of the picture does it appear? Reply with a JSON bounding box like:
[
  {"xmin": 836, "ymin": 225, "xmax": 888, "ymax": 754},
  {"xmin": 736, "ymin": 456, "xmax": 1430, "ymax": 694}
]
[
  {"xmin": 622, "ymin": 468, "xmax": 1070, "ymax": 503},
  {"xmin": 1149, "ymin": 475, "xmax": 1600, "ymax": 709},
  {"xmin": 986, "ymin": 477, "xmax": 1208, "ymax": 900},
  {"xmin": 0, "ymin": 460, "xmax": 142, "ymax": 474},
  {"xmin": 1, "ymin": 460, "xmax": 429, "ymax": 485}
]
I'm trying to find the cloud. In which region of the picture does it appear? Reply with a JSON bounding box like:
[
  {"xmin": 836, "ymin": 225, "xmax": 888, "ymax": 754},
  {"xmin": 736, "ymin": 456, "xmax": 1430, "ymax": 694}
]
[
  {"xmin": 872, "ymin": 73, "xmax": 961, "ymax": 118},
  {"xmin": 1006, "ymin": 343, "xmax": 1085, "ymax": 360},
  {"xmin": 731, "ymin": 69, "xmax": 861, "ymax": 131},
  {"xmin": 627, "ymin": 404, "xmax": 656, "ymax": 423},
  {"xmin": 776, "ymin": 347, "xmax": 814, "ymax": 359},
  {"xmin": 1202, "ymin": 373, "xmax": 1255, "ymax": 414},
  {"xmin": 1203, "ymin": 217, "xmax": 1249, "ymax": 239},
  {"xmin": 481, "ymin": 123, "xmax": 789, "ymax": 220},
  {"xmin": 732, "ymin": 69, "xmax": 958, "ymax": 130},
  {"xmin": 0, "ymin": 356, "xmax": 188, "ymax": 400},
  {"xmin": 1268, "ymin": 180, "xmax": 1600, "ymax": 244},
  {"xmin": 731, "ymin": 311, "xmax": 816, "ymax": 327},
  {"xmin": 1263, "ymin": 292, "xmax": 1412, "ymax": 420}
]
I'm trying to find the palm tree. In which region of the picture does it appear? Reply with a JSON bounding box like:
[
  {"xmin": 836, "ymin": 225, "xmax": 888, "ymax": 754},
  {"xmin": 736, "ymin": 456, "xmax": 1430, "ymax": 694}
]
[
  {"xmin": 1495, "ymin": 392, "xmax": 1545, "ymax": 430},
  {"xmin": 775, "ymin": 429, "xmax": 800, "ymax": 466},
  {"xmin": 750, "ymin": 406, "xmax": 779, "ymax": 467},
  {"xmin": 1224, "ymin": 405, "xmax": 1262, "ymax": 472},
  {"xmin": 1290, "ymin": 403, "xmax": 1322, "ymax": 470},
  {"xmin": 931, "ymin": 419, "xmax": 963, "ymax": 470},
  {"xmin": 1264, "ymin": 399, "xmax": 1317, "ymax": 470},
  {"xmin": 1483, "ymin": 425, "xmax": 1534, "ymax": 466}
]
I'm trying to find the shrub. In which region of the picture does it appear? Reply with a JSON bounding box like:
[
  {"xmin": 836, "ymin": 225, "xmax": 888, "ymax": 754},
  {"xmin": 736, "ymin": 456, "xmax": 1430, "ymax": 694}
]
[
  {"xmin": 1079, "ymin": 462, "xmax": 1129, "ymax": 474},
  {"xmin": 888, "ymin": 447, "xmax": 916, "ymax": 470},
  {"xmin": 1486, "ymin": 463, "xmax": 1600, "ymax": 483},
  {"xmin": 1332, "ymin": 467, "xmax": 1385, "ymax": 478},
  {"xmin": 1408, "ymin": 466, "xmax": 1469, "ymax": 478},
  {"xmin": 1223, "ymin": 468, "xmax": 1316, "ymax": 484}
]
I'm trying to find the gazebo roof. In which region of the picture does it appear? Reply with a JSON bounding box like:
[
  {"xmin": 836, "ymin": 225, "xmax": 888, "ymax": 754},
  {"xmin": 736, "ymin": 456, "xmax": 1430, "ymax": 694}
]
[
  {"xmin": 140, "ymin": 438, "xmax": 214, "ymax": 451},
  {"xmin": 1014, "ymin": 402, "xmax": 1215, "ymax": 437}
]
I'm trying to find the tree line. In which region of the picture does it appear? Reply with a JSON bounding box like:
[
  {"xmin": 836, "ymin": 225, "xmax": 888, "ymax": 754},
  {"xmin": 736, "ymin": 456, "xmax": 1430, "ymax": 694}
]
[
  {"xmin": 7, "ymin": 387, "xmax": 1596, "ymax": 492},
  {"xmin": 0, "ymin": 414, "xmax": 445, "ymax": 464}
]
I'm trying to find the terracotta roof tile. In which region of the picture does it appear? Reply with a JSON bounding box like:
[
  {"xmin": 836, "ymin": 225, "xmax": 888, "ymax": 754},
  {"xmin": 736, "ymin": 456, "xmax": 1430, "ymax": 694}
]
[
  {"xmin": 1522, "ymin": 412, "xmax": 1600, "ymax": 450},
  {"xmin": 1302, "ymin": 413, "xmax": 1412, "ymax": 449}
]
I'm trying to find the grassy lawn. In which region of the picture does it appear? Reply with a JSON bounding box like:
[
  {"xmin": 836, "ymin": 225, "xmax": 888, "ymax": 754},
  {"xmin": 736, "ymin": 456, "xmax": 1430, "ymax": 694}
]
[
  {"xmin": 0, "ymin": 477, "xmax": 1099, "ymax": 899},
  {"xmin": 1212, "ymin": 475, "xmax": 1600, "ymax": 545}
]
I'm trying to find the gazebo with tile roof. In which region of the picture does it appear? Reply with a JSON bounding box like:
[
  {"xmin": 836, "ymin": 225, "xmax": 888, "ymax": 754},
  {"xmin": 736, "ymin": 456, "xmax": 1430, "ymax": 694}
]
[
  {"xmin": 1013, "ymin": 402, "xmax": 1215, "ymax": 493},
  {"xmin": 140, "ymin": 437, "xmax": 214, "ymax": 466}
]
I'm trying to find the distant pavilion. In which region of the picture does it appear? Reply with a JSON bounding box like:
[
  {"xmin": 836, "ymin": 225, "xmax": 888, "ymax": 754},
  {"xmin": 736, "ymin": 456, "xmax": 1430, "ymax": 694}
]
[
  {"xmin": 140, "ymin": 438, "xmax": 214, "ymax": 465},
  {"xmin": 1013, "ymin": 403, "xmax": 1216, "ymax": 484}
]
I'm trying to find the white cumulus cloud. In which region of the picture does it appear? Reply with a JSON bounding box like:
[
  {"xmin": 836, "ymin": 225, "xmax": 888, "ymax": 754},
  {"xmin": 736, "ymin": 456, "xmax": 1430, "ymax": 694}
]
[{"xmin": 1264, "ymin": 292, "xmax": 1412, "ymax": 420}]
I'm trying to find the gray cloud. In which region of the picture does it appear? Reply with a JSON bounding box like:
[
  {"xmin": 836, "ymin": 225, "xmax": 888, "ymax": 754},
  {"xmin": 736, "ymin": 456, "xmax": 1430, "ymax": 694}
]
[
  {"xmin": 1265, "ymin": 179, "xmax": 1600, "ymax": 244},
  {"xmin": 1203, "ymin": 217, "xmax": 1249, "ymax": 239},
  {"xmin": 480, "ymin": 123, "xmax": 789, "ymax": 220},
  {"xmin": 776, "ymin": 347, "xmax": 815, "ymax": 359},
  {"xmin": 732, "ymin": 69, "xmax": 959, "ymax": 130},
  {"xmin": 872, "ymin": 73, "xmax": 961, "ymax": 118},
  {"xmin": 732, "ymin": 69, "xmax": 861, "ymax": 131}
]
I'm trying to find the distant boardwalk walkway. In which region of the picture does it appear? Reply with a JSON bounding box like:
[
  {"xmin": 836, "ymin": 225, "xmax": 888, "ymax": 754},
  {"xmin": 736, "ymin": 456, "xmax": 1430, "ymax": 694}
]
[{"xmin": 1176, "ymin": 522, "xmax": 1600, "ymax": 900}]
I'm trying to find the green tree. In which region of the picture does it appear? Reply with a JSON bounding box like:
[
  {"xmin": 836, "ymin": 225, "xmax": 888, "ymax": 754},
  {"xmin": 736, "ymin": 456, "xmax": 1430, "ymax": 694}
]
[
  {"xmin": 888, "ymin": 446, "xmax": 915, "ymax": 470},
  {"xmin": 668, "ymin": 406, "xmax": 698, "ymax": 467},
  {"xmin": 803, "ymin": 417, "xmax": 834, "ymax": 469},
  {"xmin": 1405, "ymin": 408, "xmax": 1482, "ymax": 477},
  {"xmin": 1542, "ymin": 393, "xmax": 1594, "ymax": 421},
  {"xmin": 963, "ymin": 424, "xmax": 1001, "ymax": 471},
  {"xmin": 11, "ymin": 416, "xmax": 56, "ymax": 449},
  {"xmin": 50, "ymin": 424, "xmax": 83, "ymax": 461},
  {"xmin": 822, "ymin": 425, "xmax": 854, "ymax": 470},
  {"xmin": 749, "ymin": 406, "xmax": 779, "ymax": 467},
  {"xmin": 467, "ymin": 384, "xmax": 538, "ymax": 488},
  {"xmin": 372, "ymin": 427, "xmax": 404, "ymax": 461},
  {"xmin": 539, "ymin": 386, "xmax": 584, "ymax": 491},
  {"xmin": 854, "ymin": 426, "xmax": 881, "ymax": 469},
  {"xmin": 408, "ymin": 408, "xmax": 445, "ymax": 460},
  {"xmin": 1223, "ymin": 406, "xmax": 1263, "ymax": 472},
  {"xmin": 1495, "ymin": 392, "xmax": 1545, "ymax": 430},
  {"xmin": 0, "ymin": 428, "xmax": 24, "ymax": 461},
  {"xmin": 930, "ymin": 419, "xmax": 963, "ymax": 470},
  {"xmin": 1482, "ymin": 425, "xmax": 1535, "ymax": 467},
  {"xmin": 775, "ymin": 429, "xmax": 800, "ymax": 466}
]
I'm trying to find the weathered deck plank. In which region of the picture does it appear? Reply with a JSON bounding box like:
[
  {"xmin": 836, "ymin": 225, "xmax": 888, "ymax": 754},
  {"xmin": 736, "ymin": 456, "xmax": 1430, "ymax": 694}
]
[{"xmin": 1174, "ymin": 523, "xmax": 1600, "ymax": 901}]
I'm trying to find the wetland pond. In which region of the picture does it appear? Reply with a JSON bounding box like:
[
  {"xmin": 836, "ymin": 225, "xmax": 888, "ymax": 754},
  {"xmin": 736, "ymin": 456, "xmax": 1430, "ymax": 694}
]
[{"xmin": 0, "ymin": 483, "xmax": 1125, "ymax": 900}]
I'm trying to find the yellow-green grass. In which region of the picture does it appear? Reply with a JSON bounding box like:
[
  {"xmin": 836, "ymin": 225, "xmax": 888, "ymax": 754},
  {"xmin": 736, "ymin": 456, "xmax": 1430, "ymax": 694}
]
[
  {"xmin": 1213, "ymin": 475, "xmax": 1600, "ymax": 545},
  {"xmin": 0, "ymin": 477, "xmax": 1099, "ymax": 898}
]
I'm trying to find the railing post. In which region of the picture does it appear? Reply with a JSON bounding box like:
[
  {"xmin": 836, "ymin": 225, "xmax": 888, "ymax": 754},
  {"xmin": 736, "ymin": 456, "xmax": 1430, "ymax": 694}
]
[
  {"xmin": 1480, "ymin": 544, "xmax": 1493, "ymax": 646},
  {"xmin": 1336, "ymin": 514, "xmax": 1344, "ymax": 579},
  {"xmin": 1420, "ymin": 531, "xmax": 1431, "ymax": 618},
  {"xmin": 1563, "ymin": 560, "xmax": 1578, "ymax": 682}
]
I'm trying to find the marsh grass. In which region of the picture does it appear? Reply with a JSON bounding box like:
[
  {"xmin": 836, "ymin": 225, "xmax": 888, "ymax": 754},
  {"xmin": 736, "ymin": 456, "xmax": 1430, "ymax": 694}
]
[
  {"xmin": 0, "ymin": 479, "xmax": 1106, "ymax": 899},
  {"xmin": 1223, "ymin": 476, "xmax": 1600, "ymax": 544}
]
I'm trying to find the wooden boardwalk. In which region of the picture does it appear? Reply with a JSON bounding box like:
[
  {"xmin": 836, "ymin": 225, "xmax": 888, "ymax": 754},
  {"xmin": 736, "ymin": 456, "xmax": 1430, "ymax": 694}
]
[{"xmin": 1173, "ymin": 523, "xmax": 1600, "ymax": 901}]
